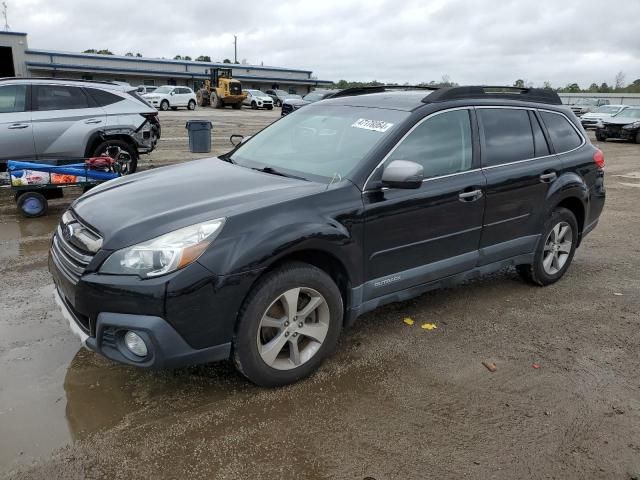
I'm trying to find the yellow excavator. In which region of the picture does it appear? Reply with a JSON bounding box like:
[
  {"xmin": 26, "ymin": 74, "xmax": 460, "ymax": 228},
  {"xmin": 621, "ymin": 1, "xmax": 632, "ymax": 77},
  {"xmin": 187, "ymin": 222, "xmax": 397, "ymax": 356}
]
[{"xmin": 196, "ymin": 68, "xmax": 247, "ymax": 109}]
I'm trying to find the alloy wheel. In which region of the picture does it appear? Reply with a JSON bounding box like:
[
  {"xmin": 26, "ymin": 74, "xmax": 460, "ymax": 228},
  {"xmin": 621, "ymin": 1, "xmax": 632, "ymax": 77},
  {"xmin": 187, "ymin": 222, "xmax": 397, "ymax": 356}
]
[
  {"xmin": 256, "ymin": 287, "xmax": 330, "ymax": 370},
  {"xmin": 542, "ymin": 221, "xmax": 573, "ymax": 275},
  {"xmin": 100, "ymin": 145, "xmax": 133, "ymax": 175}
]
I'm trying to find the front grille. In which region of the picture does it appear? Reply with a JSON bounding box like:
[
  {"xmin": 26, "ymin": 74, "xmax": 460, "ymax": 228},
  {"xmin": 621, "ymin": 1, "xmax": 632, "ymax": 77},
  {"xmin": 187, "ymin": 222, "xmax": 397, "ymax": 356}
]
[
  {"xmin": 102, "ymin": 327, "xmax": 118, "ymax": 349},
  {"xmin": 282, "ymin": 103, "xmax": 293, "ymax": 114},
  {"xmin": 51, "ymin": 211, "xmax": 101, "ymax": 284}
]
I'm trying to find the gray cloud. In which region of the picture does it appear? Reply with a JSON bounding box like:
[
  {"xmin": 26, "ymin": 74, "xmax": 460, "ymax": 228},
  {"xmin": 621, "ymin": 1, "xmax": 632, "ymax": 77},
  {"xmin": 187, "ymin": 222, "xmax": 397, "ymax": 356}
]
[{"xmin": 11, "ymin": 0, "xmax": 640, "ymax": 87}]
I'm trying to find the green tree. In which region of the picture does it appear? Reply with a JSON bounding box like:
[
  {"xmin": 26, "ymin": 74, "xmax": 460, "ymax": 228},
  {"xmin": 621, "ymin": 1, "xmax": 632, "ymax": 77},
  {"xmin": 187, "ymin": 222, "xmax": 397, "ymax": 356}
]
[
  {"xmin": 195, "ymin": 55, "xmax": 211, "ymax": 62},
  {"xmin": 184, "ymin": 56, "xmax": 192, "ymax": 61},
  {"xmin": 514, "ymin": 79, "xmax": 525, "ymax": 88},
  {"xmin": 223, "ymin": 58, "xmax": 231, "ymax": 63},
  {"xmin": 599, "ymin": 82, "xmax": 611, "ymax": 93},
  {"xmin": 588, "ymin": 83, "xmax": 599, "ymax": 92},
  {"xmin": 135, "ymin": 53, "xmax": 143, "ymax": 58},
  {"xmin": 174, "ymin": 55, "xmax": 183, "ymax": 60},
  {"xmin": 542, "ymin": 81, "xmax": 553, "ymax": 90},
  {"xmin": 565, "ymin": 83, "xmax": 580, "ymax": 93}
]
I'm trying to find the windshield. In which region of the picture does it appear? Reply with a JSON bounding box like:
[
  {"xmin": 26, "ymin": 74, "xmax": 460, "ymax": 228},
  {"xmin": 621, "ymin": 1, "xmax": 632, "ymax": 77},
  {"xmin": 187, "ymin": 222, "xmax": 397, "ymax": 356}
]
[
  {"xmin": 594, "ymin": 105, "xmax": 622, "ymax": 114},
  {"xmin": 154, "ymin": 86, "xmax": 173, "ymax": 94},
  {"xmin": 615, "ymin": 108, "xmax": 640, "ymax": 119},
  {"xmin": 229, "ymin": 105, "xmax": 409, "ymax": 182}
]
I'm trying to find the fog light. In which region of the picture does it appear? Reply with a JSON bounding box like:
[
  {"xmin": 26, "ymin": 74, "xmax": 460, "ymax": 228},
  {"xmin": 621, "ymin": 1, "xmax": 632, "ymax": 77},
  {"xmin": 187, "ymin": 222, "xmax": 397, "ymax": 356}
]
[{"xmin": 124, "ymin": 331, "xmax": 148, "ymax": 357}]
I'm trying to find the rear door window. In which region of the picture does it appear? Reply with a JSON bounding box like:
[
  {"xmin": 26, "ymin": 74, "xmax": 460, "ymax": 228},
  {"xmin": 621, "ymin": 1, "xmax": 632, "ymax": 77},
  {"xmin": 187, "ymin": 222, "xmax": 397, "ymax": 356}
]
[
  {"xmin": 529, "ymin": 111, "xmax": 550, "ymax": 157},
  {"xmin": 34, "ymin": 85, "xmax": 90, "ymax": 111},
  {"xmin": 478, "ymin": 108, "xmax": 534, "ymax": 166},
  {"xmin": 539, "ymin": 111, "xmax": 583, "ymax": 153},
  {"xmin": 0, "ymin": 85, "xmax": 27, "ymax": 113}
]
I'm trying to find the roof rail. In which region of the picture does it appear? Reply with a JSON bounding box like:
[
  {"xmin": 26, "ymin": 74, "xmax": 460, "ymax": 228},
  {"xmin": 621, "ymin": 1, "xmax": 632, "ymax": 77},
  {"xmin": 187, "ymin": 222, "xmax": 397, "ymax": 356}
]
[
  {"xmin": 423, "ymin": 86, "xmax": 562, "ymax": 105},
  {"xmin": 327, "ymin": 85, "xmax": 439, "ymax": 99},
  {"xmin": 0, "ymin": 77, "xmax": 120, "ymax": 86}
]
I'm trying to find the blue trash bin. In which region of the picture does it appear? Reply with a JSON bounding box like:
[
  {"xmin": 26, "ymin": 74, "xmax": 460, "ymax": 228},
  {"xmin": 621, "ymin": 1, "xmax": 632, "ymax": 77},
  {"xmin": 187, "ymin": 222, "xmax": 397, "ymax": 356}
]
[{"xmin": 185, "ymin": 120, "xmax": 213, "ymax": 153}]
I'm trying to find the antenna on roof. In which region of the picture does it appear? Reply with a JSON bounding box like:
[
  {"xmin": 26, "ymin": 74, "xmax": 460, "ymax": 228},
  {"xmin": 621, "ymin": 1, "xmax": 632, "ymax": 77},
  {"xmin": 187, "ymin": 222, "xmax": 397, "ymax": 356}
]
[{"xmin": 2, "ymin": 2, "xmax": 10, "ymax": 32}]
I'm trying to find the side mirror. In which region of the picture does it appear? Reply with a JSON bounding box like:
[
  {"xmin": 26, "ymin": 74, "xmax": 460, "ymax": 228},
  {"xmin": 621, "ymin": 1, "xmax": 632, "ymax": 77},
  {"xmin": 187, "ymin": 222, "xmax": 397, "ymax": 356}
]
[
  {"xmin": 170, "ymin": 91, "xmax": 175, "ymax": 96},
  {"xmin": 381, "ymin": 160, "xmax": 423, "ymax": 189},
  {"xmin": 230, "ymin": 134, "xmax": 251, "ymax": 147}
]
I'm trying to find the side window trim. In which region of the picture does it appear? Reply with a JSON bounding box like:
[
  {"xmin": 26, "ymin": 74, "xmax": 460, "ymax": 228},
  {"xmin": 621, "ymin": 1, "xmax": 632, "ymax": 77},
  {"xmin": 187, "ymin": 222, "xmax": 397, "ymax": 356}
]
[{"xmin": 363, "ymin": 106, "xmax": 477, "ymax": 191}]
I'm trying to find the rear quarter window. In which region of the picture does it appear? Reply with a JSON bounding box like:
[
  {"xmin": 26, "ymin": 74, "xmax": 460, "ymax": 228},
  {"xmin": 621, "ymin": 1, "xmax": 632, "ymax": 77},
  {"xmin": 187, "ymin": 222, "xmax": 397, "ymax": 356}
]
[
  {"xmin": 540, "ymin": 111, "xmax": 583, "ymax": 153},
  {"xmin": 85, "ymin": 88, "xmax": 124, "ymax": 107}
]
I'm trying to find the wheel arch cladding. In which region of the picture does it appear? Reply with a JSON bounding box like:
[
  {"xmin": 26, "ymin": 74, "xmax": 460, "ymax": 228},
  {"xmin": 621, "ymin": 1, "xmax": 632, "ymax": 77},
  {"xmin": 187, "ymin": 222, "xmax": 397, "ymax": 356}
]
[
  {"xmin": 241, "ymin": 249, "xmax": 352, "ymax": 322},
  {"xmin": 556, "ymin": 196, "xmax": 585, "ymax": 239}
]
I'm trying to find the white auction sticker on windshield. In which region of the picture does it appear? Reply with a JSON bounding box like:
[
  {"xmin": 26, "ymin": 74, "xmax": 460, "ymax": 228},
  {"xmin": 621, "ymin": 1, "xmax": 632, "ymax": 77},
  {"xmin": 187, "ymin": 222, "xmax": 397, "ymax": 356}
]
[{"xmin": 351, "ymin": 118, "xmax": 394, "ymax": 133}]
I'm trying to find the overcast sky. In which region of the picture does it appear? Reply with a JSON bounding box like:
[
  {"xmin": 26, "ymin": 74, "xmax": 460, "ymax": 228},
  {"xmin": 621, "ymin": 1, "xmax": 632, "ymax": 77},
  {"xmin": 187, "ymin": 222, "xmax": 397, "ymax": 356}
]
[{"xmin": 10, "ymin": 0, "xmax": 640, "ymax": 88}]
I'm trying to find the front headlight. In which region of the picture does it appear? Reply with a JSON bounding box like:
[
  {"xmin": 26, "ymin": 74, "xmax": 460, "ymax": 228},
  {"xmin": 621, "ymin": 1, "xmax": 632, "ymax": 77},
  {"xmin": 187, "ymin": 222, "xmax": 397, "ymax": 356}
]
[
  {"xmin": 624, "ymin": 121, "xmax": 640, "ymax": 129},
  {"xmin": 100, "ymin": 218, "xmax": 225, "ymax": 278}
]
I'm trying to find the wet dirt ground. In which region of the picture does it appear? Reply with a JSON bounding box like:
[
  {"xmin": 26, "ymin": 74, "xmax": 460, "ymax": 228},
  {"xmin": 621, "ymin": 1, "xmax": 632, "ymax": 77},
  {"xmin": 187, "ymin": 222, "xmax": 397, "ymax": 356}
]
[{"xmin": 1, "ymin": 108, "xmax": 639, "ymax": 479}]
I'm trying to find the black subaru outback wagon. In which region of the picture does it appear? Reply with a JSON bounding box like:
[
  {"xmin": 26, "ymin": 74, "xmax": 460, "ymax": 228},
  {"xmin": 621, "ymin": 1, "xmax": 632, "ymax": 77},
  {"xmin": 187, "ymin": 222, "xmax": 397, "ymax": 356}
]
[{"xmin": 50, "ymin": 86, "xmax": 605, "ymax": 386}]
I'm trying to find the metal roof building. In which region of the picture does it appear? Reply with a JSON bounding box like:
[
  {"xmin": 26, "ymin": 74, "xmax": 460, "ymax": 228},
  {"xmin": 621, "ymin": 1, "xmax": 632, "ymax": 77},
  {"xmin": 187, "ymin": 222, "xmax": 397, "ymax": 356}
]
[{"xmin": 0, "ymin": 31, "xmax": 333, "ymax": 94}]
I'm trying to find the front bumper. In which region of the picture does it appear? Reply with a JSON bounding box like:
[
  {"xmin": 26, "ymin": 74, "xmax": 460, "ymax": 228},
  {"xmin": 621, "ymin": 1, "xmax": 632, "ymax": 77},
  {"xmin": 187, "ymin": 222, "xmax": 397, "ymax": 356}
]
[{"xmin": 49, "ymin": 248, "xmax": 259, "ymax": 369}]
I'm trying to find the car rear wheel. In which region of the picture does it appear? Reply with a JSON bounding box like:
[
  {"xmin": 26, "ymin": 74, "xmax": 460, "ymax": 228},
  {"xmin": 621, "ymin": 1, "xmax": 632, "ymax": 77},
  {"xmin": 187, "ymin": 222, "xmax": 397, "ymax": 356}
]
[
  {"xmin": 595, "ymin": 130, "xmax": 607, "ymax": 142},
  {"xmin": 93, "ymin": 139, "xmax": 138, "ymax": 174},
  {"xmin": 160, "ymin": 100, "xmax": 169, "ymax": 111},
  {"xmin": 517, "ymin": 207, "xmax": 578, "ymax": 286},
  {"xmin": 188, "ymin": 99, "xmax": 196, "ymax": 110},
  {"xmin": 233, "ymin": 262, "xmax": 343, "ymax": 387}
]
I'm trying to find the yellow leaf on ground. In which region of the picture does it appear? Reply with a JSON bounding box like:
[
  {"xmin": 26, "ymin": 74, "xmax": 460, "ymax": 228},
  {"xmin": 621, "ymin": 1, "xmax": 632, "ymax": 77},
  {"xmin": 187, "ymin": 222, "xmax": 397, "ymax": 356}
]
[
  {"xmin": 403, "ymin": 317, "xmax": 414, "ymax": 326},
  {"xmin": 421, "ymin": 323, "xmax": 437, "ymax": 330}
]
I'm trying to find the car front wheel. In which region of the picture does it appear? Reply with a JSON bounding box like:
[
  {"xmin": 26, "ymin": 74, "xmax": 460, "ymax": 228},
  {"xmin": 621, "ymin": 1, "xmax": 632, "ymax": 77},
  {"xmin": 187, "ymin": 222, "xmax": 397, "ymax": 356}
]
[
  {"xmin": 160, "ymin": 100, "xmax": 169, "ymax": 111},
  {"xmin": 188, "ymin": 99, "xmax": 196, "ymax": 110},
  {"xmin": 233, "ymin": 262, "xmax": 343, "ymax": 387},
  {"xmin": 517, "ymin": 207, "xmax": 578, "ymax": 286}
]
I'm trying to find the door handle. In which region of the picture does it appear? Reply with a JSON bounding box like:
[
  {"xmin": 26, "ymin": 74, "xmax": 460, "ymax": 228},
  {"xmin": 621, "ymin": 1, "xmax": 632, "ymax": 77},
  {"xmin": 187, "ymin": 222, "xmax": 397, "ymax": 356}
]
[
  {"xmin": 539, "ymin": 171, "xmax": 557, "ymax": 183},
  {"xmin": 458, "ymin": 189, "xmax": 483, "ymax": 202},
  {"xmin": 8, "ymin": 123, "xmax": 29, "ymax": 129},
  {"xmin": 84, "ymin": 119, "xmax": 103, "ymax": 124}
]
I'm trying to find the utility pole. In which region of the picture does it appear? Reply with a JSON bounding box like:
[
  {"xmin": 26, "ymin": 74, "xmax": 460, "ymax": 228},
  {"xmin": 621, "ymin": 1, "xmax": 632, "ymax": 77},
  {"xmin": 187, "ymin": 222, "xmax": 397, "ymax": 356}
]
[
  {"xmin": 233, "ymin": 35, "xmax": 237, "ymax": 64},
  {"xmin": 2, "ymin": 2, "xmax": 9, "ymax": 32}
]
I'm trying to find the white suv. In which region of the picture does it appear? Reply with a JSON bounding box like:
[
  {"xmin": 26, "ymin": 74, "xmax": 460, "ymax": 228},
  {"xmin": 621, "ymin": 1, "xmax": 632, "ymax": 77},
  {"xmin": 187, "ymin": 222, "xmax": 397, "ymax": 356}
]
[{"xmin": 143, "ymin": 86, "xmax": 197, "ymax": 111}]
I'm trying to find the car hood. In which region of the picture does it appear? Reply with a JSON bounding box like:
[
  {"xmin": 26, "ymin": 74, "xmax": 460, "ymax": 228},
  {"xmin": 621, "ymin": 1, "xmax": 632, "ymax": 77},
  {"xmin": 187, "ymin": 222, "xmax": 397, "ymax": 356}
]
[
  {"xmin": 582, "ymin": 112, "xmax": 613, "ymax": 119},
  {"xmin": 284, "ymin": 99, "xmax": 310, "ymax": 107},
  {"xmin": 603, "ymin": 116, "xmax": 640, "ymax": 126},
  {"xmin": 72, "ymin": 158, "xmax": 324, "ymax": 250}
]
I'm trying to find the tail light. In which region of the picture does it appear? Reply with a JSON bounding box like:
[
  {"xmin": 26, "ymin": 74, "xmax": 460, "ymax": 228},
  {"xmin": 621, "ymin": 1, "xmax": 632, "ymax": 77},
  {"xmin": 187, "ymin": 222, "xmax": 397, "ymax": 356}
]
[{"xmin": 593, "ymin": 148, "xmax": 605, "ymax": 169}]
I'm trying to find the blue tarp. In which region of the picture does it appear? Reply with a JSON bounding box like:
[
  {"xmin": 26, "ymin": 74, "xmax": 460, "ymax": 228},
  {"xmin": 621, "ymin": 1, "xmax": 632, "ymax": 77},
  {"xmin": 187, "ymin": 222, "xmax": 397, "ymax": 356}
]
[{"xmin": 7, "ymin": 160, "xmax": 119, "ymax": 181}]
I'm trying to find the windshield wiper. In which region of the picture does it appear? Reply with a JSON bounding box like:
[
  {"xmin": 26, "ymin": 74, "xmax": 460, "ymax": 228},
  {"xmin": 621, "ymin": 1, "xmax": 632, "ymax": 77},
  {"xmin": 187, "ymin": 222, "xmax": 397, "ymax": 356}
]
[{"xmin": 251, "ymin": 166, "xmax": 308, "ymax": 181}]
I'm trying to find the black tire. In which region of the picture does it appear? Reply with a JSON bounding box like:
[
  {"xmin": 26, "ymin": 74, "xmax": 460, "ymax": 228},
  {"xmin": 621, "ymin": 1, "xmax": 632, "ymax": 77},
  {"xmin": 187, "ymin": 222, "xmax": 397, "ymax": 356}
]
[
  {"xmin": 160, "ymin": 100, "xmax": 169, "ymax": 111},
  {"xmin": 233, "ymin": 262, "xmax": 343, "ymax": 387},
  {"xmin": 635, "ymin": 130, "xmax": 640, "ymax": 144},
  {"xmin": 517, "ymin": 207, "xmax": 578, "ymax": 286},
  {"xmin": 92, "ymin": 139, "xmax": 138, "ymax": 174},
  {"xmin": 188, "ymin": 99, "xmax": 196, "ymax": 110},
  {"xmin": 17, "ymin": 191, "xmax": 48, "ymax": 217},
  {"xmin": 595, "ymin": 130, "xmax": 607, "ymax": 142},
  {"xmin": 251, "ymin": 101, "xmax": 257, "ymax": 110},
  {"xmin": 210, "ymin": 92, "xmax": 222, "ymax": 108},
  {"xmin": 276, "ymin": 99, "xmax": 282, "ymax": 107},
  {"xmin": 231, "ymin": 102, "xmax": 242, "ymax": 110}
]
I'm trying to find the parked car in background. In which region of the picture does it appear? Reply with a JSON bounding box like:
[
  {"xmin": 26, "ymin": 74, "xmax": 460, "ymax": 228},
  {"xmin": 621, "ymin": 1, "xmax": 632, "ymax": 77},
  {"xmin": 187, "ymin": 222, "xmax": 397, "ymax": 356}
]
[
  {"xmin": 242, "ymin": 89, "xmax": 274, "ymax": 110},
  {"xmin": 0, "ymin": 78, "xmax": 160, "ymax": 173},
  {"xmin": 50, "ymin": 85, "xmax": 605, "ymax": 387},
  {"xmin": 265, "ymin": 89, "xmax": 300, "ymax": 107},
  {"xmin": 595, "ymin": 107, "xmax": 640, "ymax": 143},
  {"xmin": 569, "ymin": 97, "xmax": 610, "ymax": 117},
  {"xmin": 580, "ymin": 104, "xmax": 628, "ymax": 129},
  {"xmin": 143, "ymin": 86, "xmax": 197, "ymax": 111},
  {"xmin": 281, "ymin": 89, "xmax": 339, "ymax": 116},
  {"xmin": 136, "ymin": 85, "xmax": 157, "ymax": 95}
]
